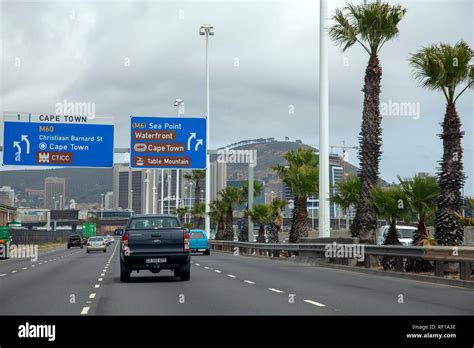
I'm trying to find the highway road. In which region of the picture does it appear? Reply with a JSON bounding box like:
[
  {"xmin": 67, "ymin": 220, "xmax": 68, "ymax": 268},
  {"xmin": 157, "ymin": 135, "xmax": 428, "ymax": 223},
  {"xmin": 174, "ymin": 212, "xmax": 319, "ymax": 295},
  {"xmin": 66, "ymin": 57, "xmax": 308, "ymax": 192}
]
[{"xmin": 1, "ymin": 239, "xmax": 474, "ymax": 315}]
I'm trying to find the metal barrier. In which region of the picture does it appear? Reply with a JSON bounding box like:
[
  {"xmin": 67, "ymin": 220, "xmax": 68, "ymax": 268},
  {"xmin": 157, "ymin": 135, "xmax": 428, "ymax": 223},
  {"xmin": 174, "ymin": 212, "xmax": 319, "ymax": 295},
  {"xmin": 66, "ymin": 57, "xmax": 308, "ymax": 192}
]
[{"xmin": 210, "ymin": 240, "xmax": 474, "ymax": 281}]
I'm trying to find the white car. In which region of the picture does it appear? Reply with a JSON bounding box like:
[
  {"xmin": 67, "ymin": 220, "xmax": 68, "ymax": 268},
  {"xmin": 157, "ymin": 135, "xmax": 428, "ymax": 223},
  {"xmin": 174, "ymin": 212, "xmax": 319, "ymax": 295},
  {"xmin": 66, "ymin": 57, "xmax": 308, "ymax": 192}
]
[
  {"xmin": 87, "ymin": 236, "xmax": 107, "ymax": 253},
  {"xmin": 106, "ymin": 235, "xmax": 114, "ymax": 243},
  {"xmin": 376, "ymin": 225, "xmax": 417, "ymax": 246}
]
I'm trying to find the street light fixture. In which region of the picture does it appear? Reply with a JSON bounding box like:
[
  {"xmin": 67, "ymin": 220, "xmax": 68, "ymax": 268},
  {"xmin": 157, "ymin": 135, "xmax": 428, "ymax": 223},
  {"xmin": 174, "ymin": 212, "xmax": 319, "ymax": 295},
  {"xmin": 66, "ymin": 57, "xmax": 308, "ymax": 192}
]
[{"xmin": 200, "ymin": 24, "xmax": 214, "ymax": 239}]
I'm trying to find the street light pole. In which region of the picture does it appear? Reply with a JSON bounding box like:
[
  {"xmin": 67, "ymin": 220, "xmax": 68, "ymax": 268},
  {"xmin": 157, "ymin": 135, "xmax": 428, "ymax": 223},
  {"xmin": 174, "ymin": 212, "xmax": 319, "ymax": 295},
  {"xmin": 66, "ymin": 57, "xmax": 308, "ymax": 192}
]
[
  {"xmin": 101, "ymin": 193, "xmax": 104, "ymax": 219},
  {"xmin": 145, "ymin": 169, "xmax": 151, "ymax": 214},
  {"xmin": 174, "ymin": 99, "xmax": 184, "ymax": 216},
  {"xmin": 200, "ymin": 24, "xmax": 214, "ymax": 239},
  {"xmin": 318, "ymin": 0, "xmax": 330, "ymax": 238},
  {"xmin": 160, "ymin": 169, "xmax": 164, "ymax": 214},
  {"xmin": 130, "ymin": 189, "xmax": 134, "ymax": 216}
]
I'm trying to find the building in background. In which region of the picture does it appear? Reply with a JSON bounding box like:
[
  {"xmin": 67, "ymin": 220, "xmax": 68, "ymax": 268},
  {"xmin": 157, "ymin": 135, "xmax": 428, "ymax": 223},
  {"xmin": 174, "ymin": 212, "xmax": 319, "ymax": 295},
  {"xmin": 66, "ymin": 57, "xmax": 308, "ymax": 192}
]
[
  {"xmin": 210, "ymin": 160, "xmax": 227, "ymax": 201},
  {"xmin": 0, "ymin": 203, "xmax": 16, "ymax": 226},
  {"xmin": 0, "ymin": 186, "xmax": 15, "ymax": 206},
  {"xmin": 44, "ymin": 177, "xmax": 66, "ymax": 210},
  {"xmin": 104, "ymin": 192, "xmax": 114, "ymax": 210}
]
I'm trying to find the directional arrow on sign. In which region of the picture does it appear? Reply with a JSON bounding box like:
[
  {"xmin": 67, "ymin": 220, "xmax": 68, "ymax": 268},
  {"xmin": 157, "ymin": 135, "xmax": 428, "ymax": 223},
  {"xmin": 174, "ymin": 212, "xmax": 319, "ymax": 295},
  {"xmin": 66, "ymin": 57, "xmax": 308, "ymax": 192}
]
[
  {"xmin": 13, "ymin": 141, "xmax": 22, "ymax": 154},
  {"xmin": 187, "ymin": 132, "xmax": 196, "ymax": 151},
  {"xmin": 21, "ymin": 135, "xmax": 30, "ymax": 154},
  {"xmin": 195, "ymin": 139, "xmax": 203, "ymax": 151}
]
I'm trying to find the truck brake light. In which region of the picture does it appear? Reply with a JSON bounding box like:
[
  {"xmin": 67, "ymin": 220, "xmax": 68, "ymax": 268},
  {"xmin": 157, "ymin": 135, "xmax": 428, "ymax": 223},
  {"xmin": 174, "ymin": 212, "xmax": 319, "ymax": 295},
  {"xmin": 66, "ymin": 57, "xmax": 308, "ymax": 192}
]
[{"xmin": 184, "ymin": 232, "xmax": 190, "ymax": 252}]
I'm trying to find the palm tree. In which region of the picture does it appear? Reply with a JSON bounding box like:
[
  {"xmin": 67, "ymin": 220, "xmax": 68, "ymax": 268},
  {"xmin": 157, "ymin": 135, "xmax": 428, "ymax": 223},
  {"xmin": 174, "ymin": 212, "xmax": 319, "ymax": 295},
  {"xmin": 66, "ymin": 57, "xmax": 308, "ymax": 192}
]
[
  {"xmin": 176, "ymin": 206, "xmax": 188, "ymax": 223},
  {"xmin": 330, "ymin": 175, "xmax": 361, "ymax": 231},
  {"xmin": 219, "ymin": 186, "xmax": 242, "ymax": 241},
  {"xmin": 191, "ymin": 202, "xmax": 206, "ymax": 230},
  {"xmin": 398, "ymin": 175, "xmax": 439, "ymax": 272},
  {"xmin": 248, "ymin": 204, "xmax": 273, "ymax": 243},
  {"xmin": 371, "ymin": 186, "xmax": 408, "ymax": 270},
  {"xmin": 273, "ymin": 148, "xmax": 318, "ymax": 243},
  {"xmin": 409, "ymin": 41, "xmax": 473, "ymax": 246},
  {"xmin": 239, "ymin": 180, "xmax": 263, "ymax": 242},
  {"xmin": 267, "ymin": 198, "xmax": 288, "ymax": 243},
  {"xmin": 329, "ymin": 1, "xmax": 407, "ymax": 243},
  {"xmin": 184, "ymin": 170, "xmax": 206, "ymax": 227},
  {"xmin": 209, "ymin": 198, "xmax": 226, "ymax": 240}
]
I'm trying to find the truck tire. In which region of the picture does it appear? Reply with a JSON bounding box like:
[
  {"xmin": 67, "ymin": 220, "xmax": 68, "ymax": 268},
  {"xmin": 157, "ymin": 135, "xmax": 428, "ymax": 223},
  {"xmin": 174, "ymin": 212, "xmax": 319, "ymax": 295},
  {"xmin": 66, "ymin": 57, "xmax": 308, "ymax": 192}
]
[
  {"xmin": 120, "ymin": 270, "xmax": 131, "ymax": 282},
  {"xmin": 179, "ymin": 271, "xmax": 190, "ymax": 281}
]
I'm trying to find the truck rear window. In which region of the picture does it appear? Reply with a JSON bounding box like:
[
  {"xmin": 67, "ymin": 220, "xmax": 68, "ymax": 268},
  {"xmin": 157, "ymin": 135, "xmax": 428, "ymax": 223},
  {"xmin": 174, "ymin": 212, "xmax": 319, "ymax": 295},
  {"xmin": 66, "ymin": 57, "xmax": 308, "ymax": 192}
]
[{"xmin": 128, "ymin": 217, "xmax": 180, "ymax": 229}]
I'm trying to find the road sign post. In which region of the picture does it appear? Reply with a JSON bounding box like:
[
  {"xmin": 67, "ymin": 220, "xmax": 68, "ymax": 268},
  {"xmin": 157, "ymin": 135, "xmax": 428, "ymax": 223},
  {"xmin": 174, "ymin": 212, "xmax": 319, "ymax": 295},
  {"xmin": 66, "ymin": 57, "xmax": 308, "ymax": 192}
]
[
  {"xmin": 2, "ymin": 113, "xmax": 114, "ymax": 167},
  {"xmin": 130, "ymin": 116, "xmax": 206, "ymax": 169}
]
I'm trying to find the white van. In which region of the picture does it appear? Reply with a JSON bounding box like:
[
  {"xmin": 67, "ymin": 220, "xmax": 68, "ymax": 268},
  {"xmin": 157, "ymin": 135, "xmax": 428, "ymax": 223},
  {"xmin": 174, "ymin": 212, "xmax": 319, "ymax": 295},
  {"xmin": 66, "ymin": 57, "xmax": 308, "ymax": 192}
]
[{"xmin": 376, "ymin": 225, "xmax": 417, "ymax": 246}]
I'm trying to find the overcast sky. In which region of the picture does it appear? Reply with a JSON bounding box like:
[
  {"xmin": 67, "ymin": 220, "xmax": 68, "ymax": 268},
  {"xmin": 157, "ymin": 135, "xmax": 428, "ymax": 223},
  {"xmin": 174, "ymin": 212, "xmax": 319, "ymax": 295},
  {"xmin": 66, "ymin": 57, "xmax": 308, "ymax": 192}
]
[{"xmin": 0, "ymin": 0, "xmax": 473, "ymax": 194}]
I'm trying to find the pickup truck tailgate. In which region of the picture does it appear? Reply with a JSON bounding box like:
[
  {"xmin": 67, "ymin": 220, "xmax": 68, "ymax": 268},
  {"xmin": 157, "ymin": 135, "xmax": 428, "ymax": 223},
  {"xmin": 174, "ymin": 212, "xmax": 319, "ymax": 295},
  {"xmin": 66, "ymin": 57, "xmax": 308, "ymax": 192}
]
[{"xmin": 127, "ymin": 229, "xmax": 184, "ymax": 254}]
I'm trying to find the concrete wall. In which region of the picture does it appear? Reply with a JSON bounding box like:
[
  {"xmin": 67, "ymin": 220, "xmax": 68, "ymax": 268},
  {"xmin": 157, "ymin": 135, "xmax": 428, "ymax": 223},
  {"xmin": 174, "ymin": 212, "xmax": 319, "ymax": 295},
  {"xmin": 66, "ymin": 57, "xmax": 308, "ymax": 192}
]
[{"xmin": 464, "ymin": 226, "xmax": 474, "ymax": 246}]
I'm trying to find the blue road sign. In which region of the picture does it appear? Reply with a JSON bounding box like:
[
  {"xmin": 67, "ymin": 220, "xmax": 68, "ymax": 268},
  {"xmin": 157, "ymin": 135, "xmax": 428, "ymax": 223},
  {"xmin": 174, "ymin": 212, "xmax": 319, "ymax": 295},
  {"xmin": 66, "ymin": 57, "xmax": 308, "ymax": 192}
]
[
  {"xmin": 2, "ymin": 113, "xmax": 114, "ymax": 167},
  {"xmin": 130, "ymin": 116, "xmax": 206, "ymax": 169}
]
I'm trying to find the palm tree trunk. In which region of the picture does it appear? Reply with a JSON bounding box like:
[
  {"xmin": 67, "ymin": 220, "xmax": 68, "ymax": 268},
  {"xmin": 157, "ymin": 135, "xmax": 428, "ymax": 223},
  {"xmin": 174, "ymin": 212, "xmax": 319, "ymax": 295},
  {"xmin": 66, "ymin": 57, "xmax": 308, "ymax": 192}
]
[
  {"xmin": 256, "ymin": 224, "xmax": 266, "ymax": 243},
  {"xmin": 351, "ymin": 54, "xmax": 383, "ymax": 244},
  {"xmin": 267, "ymin": 221, "xmax": 280, "ymax": 243},
  {"xmin": 289, "ymin": 196, "xmax": 309, "ymax": 243},
  {"xmin": 381, "ymin": 219, "xmax": 401, "ymax": 270},
  {"xmin": 405, "ymin": 218, "xmax": 433, "ymax": 273},
  {"xmin": 215, "ymin": 218, "xmax": 225, "ymax": 240},
  {"xmin": 434, "ymin": 102, "xmax": 465, "ymax": 246},
  {"xmin": 240, "ymin": 210, "xmax": 249, "ymax": 242},
  {"xmin": 223, "ymin": 208, "xmax": 234, "ymax": 241}
]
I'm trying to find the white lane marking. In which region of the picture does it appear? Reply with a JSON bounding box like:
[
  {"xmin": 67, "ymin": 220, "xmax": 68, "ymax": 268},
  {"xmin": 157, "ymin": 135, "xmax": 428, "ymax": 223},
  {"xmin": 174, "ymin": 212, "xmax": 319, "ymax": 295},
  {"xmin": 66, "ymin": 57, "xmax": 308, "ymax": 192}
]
[
  {"xmin": 39, "ymin": 262, "xmax": 43, "ymax": 265},
  {"xmin": 204, "ymin": 266, "xmax": 210, "ymax": 269},
  {"xmin": 195, "ymin": 263, "xmax": 200, "ymax": 266},
  {"xmin": 89, "ymin": 293, "xmax": 96, "ymax": 299},
  {"xmin": 11, "ymin": 270, "xmax": 18, "ymax": 273},
  {"xmin": 22, "ymin": 267, "xmax": 27, "ymax": 270},
  {"xmin": 80, "ymin": 307, "xmax": 90, "ymax": 315},
  {"xmin": 244, "ymin": 280, "xmax": 255, "ymax": 284},
  {"xmin": 98, "ymin": 278, "xmax": 103, "ymax": 282},
  {"xmin": 31, "ymin": 265, "xmax": 36, "ymax": 268},
  {"xmin": 101, "ymin": 273, "xmax": 105, "ymax": 276},
  {"xmin": 215, "ymin": 270, "xmax": 222, "ymax": 273},
  {"xmin": 44, "ymin": 261, "xmax": 48, "ymax": 263},
  {"xmin": 268, "ymin": 288, "xmax": 283, "ymax": 293},
  {"xmin": 227, "ymin": 274, "xmax": 236, "ymax": 278},
  {"xmin": 0, "ymin": 274, "xmax": 6, "ymax": 277},
  {"xmin": 94, "ymin": 284, "xmax": 100, "ymax": 288},
  {"xmin": 86, "ymin": 301, "xmax": 92, "ymax": 304},
  {"xmin": 304, "ymin": 299, "xmax": 326, "ymax": 307}
]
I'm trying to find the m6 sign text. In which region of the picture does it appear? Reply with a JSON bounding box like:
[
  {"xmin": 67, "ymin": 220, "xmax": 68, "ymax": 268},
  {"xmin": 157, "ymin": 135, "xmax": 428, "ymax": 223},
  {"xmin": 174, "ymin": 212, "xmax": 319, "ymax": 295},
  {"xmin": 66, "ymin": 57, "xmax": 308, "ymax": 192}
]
[
  {"xmin": 130, "ymin": 116, "xmax": 206, "ymax": 169},
  {"xmin": 2, "ymin": 113, "xmax": 114, "ymax": 167}
]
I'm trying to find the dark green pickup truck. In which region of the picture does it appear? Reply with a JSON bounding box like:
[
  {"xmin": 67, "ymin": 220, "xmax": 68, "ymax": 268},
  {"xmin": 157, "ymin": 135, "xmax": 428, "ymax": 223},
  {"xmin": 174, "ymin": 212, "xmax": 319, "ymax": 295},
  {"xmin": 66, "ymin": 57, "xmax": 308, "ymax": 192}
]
[{"xmin": 119, "ymin": 215, "xmax": 191, "ymax": 282}]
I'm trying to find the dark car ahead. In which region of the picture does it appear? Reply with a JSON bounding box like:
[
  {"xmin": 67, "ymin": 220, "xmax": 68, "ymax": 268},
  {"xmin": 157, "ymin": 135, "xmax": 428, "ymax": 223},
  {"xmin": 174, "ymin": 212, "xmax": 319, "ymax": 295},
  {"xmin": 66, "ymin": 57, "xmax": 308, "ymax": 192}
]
[
  {"xmin": 67, "ymin": 234, "xmax": 83, "ymax": 249},
  {"xmin": 119, "ymin": 215, "xmax": 191, "ymax": 282}
]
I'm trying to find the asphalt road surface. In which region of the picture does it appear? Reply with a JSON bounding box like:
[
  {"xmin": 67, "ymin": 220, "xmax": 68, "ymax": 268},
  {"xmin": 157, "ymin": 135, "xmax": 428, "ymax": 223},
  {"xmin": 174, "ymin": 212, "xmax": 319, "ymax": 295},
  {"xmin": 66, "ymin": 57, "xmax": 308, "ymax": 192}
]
[{"xmin": 1, "ymin": 240, "xmax": 474, "ymax": 315}]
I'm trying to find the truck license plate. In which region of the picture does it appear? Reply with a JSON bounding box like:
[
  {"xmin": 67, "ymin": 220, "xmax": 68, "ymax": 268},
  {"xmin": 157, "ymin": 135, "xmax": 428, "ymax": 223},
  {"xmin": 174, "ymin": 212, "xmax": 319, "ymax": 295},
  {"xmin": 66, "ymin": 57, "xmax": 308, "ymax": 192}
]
[{"xmin": 146, "ymin": 258, "xmax": 166, "ymax": 263}]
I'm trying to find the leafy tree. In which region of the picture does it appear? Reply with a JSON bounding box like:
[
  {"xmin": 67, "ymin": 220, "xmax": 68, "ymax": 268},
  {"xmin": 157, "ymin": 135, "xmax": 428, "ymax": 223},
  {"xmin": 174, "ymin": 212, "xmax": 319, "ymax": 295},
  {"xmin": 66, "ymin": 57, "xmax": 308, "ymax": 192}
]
[
  {"xmin": 219, "ymin": 187, "xmax": 242, "ymax": 241},
  {"xmin": 329, "ymin": 1, "xmax": 407, "ymax": 242},
  {"xmin": 209, "ymin": 198, "xmax": 226, "ymax": 240},
  {"xmin": 409, "ymin": 41, "xmax": 473, "ymax": 245},
  {"xmin": 191, "ymin": 202, "xmax": 206, "ymax": 230},
  {"xmin": 267, "ymin": 198, "xmax": 288, "ymax": 243},
  {"xmin": 330, "ymin": 175, "xmax": 361, "ymax": 231},
  {"xmin": 239, "ymin": 180, "xmax": 263, "ymax": 242},
  {"xmin": 248, "ymin": 204, "xmax": 273, "ymax": 243},
  {"xmin": 273, "ymin": 148, "xmax": 318, "ymax": 243}
]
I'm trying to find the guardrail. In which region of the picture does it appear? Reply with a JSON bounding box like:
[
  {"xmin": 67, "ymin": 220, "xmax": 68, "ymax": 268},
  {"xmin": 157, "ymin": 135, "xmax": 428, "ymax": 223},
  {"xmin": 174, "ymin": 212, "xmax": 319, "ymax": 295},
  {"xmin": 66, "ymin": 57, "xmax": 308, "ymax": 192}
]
[{"xmin": 210, "ymin": 240, "xmax": 474, "ymax": 281}]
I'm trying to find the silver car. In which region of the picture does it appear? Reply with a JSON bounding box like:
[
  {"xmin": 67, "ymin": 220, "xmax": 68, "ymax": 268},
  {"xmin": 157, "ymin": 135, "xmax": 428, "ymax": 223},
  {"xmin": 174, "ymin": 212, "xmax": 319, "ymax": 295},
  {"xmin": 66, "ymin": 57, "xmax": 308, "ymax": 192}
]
[{"xmin": 87, "ymin": 236, "xmax": 107, "ymax": 253}]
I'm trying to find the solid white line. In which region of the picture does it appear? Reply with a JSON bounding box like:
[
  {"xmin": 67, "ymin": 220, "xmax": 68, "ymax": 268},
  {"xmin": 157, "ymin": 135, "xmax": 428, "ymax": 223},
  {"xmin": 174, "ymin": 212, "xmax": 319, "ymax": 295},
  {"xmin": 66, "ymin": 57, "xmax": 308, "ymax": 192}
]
[
  {"xmin": 304, "ymin": 299, "xmax": 326, "ymax": 307},
  {"xmin": 268, "ymin": 288, "xmax": 283, "ymax": 293},
  {"xmin": 11, "ymin": 270, "xmax": 18, "ymax": 273},
  {"xmin": 94, "ymin": 284, "xmax": 100, "ymax": 288},
  {"xmin": 0, "ymin": 274, "xmax": 6, "ymax": 277},
  {"xmin": 80, "ymin": 307, "xmax": 90, "ymax": 315},
  {"xmin": 89, "ymin": 293, "xmax": 96, "ymax": 299},
  {"xmin": 244, "ymin": 280, "xmax": 255, "ymax": 284},
  {"xmin": 227, "ymin": 274, "xmax": 236, "ymax": 278},
  {"xmin": 215, "ymin": 270, "xmax": 222, "ymax": 273}
]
